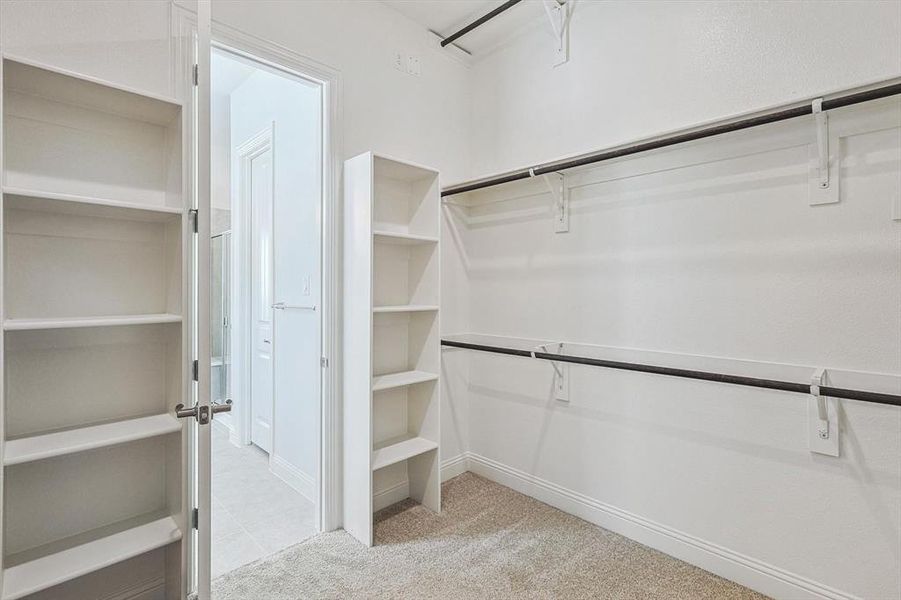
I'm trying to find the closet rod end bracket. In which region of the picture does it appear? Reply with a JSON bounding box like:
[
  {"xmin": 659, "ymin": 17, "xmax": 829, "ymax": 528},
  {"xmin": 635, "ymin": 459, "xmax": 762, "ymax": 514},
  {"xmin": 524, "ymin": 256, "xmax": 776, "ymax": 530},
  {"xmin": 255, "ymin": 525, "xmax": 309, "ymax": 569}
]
[{"xmin": 808, "ymin": 367, "xmax": 840, "ymax": 457}]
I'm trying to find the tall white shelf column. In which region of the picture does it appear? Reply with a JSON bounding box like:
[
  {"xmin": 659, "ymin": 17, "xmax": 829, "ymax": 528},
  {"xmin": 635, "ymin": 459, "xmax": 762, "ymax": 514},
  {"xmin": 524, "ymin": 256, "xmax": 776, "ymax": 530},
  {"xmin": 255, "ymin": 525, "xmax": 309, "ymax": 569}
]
[
  {"xmin": 0, "ymin": 57, "xmax": 189, "ymax": 599},
  {"xmin": 343, "ymin": 152, "xmax": 441, "ymax": 547}
]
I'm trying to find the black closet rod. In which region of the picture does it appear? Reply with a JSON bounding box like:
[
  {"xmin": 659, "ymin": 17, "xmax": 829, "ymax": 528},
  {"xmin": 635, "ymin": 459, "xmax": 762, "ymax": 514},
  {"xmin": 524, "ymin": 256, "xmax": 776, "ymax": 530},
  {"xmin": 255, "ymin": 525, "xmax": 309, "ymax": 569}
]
[
  {"xmin": 441, "ymin": 81, "xmax": 901, "ymax": 197},
  {"xmin": 440, "ymin": 0, "xmax": 524, "ymax": 48},
  {"xmin": 441, "ymin": 339, "xmax": 901, "ymax": 407}
]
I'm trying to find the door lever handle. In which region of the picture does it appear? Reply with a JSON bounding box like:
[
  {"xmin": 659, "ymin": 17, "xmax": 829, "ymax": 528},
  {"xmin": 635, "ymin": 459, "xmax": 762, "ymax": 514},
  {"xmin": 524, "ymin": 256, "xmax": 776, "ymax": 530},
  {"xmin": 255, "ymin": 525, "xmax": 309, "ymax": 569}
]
[
  {"xmin": 175, "ymin": 399, "xmax": 231, "ymax": 424},
  {"xmin": 175, "ymin": 403, "xmax": 210, "ymax": 424},
  {"xmin": 272, "ymin": 302, "xmax": 316, "ymax": 311},
  {"xmin": 212, "ymin": 399, "xmax": 233, "ymax": 415},
  {"xmin": 175, "ymin": 403, "xmax": 198, "ymax": 419}
]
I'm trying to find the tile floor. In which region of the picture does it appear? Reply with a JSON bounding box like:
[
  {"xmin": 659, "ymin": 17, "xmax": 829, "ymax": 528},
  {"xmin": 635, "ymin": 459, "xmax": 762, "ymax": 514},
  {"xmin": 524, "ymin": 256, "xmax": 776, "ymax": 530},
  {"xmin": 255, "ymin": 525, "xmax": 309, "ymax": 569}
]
[{"xmin": 211, "ymin": 422, "xmax": 317, "ymax": 580}]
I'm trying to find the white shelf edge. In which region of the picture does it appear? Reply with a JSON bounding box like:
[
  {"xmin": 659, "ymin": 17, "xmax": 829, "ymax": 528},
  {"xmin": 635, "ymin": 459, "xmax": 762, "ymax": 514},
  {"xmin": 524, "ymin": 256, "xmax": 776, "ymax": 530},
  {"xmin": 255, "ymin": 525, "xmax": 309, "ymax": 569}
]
[
  {"xmin": 3, "ymin": 313, "xmax": 182, "ymax": 331},
  {"xmin": 372, "ymin": 305, "xmax": 439, "ymax": 314},
  {"xmin": 4, "ymin": 414, "xmax": 181, "ymax": 466},
  {"xmin": 372, "ymin": 230, "xmax": 438, "ymax": 245},
  {"xmin": 1, "ymin": 516, "xmax": 182, "ymax": 600},
  {"xmin": 2, "ymin": 186, "xmax": 183, "ymax": 216},
  {"xmin": 372, "ymin": 436, "xmax": 438, "ymax": 471},
  {"xmin": 371, "ymin": 152, "xmax": 440, "ymax": 175},
  {"xmin": 372, "ymin": 370, "xmax": 439, "ymax": 392}
]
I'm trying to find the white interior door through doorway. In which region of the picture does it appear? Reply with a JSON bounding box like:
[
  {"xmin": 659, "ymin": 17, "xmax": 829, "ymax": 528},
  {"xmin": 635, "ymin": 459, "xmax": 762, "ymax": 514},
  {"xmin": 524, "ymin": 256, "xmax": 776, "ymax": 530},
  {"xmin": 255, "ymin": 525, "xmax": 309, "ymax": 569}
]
[{"xmin": 241, "ymin": 128, "xmax": 275, "ymax": 453}]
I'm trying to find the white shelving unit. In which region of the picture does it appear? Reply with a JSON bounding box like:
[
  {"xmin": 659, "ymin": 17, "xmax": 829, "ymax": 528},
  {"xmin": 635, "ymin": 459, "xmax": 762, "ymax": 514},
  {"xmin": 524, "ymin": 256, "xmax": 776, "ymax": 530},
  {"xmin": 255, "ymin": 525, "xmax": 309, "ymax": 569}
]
[
  {"xmin": 1, "ymin": 56, "xmax": 188, "ymax": 598},
  {"xmin": 344, "ymin": 152, "xmax": 441, "ymax": 547}
]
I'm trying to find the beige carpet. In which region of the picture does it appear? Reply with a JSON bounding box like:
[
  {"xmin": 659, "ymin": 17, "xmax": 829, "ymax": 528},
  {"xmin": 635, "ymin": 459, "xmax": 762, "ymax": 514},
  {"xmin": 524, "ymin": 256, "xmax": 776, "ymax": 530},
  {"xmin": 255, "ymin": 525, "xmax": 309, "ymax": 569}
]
[{"xmin": 212, "ymin": 473, "xmax": 768, "ymax": 599}]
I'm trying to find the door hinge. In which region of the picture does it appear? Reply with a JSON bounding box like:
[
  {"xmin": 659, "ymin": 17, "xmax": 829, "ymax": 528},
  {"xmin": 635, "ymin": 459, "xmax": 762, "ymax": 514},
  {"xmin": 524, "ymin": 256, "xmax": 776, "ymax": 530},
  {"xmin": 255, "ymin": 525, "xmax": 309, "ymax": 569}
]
[
  {"xmin": 321, "ymin": 357, "xmax": 329, "ymax": 368},
  {"xmin": 191, "ymin": 507, "xmax": 199, "ymax": 530},
  {"xmin": 192, "ymin": 359, "xmax": 199, "ymax": 382},
  {"xmin": 189, "ymin": 208, "xmax": 199, "ymax": 233},
  {"xmin": 192, "ymin": 63, "xmax": 199, "ymax": 87}
]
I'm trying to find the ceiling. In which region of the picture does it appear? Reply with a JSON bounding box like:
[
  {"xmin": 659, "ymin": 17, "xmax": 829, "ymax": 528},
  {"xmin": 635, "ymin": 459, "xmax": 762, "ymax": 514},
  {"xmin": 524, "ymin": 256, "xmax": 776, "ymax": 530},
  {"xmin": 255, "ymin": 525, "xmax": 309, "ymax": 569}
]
[{"xmin": 382, "ymin": 0, "xmax": 549, "ymax": 56}]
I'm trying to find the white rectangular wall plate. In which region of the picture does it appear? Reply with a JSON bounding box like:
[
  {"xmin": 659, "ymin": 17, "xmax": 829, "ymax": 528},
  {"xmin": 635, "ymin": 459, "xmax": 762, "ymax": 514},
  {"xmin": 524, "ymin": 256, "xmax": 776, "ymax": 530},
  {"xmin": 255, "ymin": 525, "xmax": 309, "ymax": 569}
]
[
  {"xmin": 808, "ymin": 396, "xmax": 839, "ymax": 457},
  {"xmin": 808, "ymin": 142, "xmax": 840, "ymax": 205},
  {"xmin": 555, "ymin": 363, "xmax": 569, "ymax": 402}
]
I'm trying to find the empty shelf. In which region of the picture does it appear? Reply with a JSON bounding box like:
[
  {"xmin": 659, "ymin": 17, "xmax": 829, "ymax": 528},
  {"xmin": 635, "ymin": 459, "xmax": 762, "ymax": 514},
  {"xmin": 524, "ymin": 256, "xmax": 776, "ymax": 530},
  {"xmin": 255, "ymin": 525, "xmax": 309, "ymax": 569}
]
[
  {"xmin": 372, "ymin": 305, "xmax": 439, "ymax": 314},
  {"xmin": 3, "ymin": 314, "xmax": 182, "ymax": 331},
  {"xmin": 373, "ymin": 230, "xmax": 438, "ymax": 245},
  {"xmin": 3, "ymin": 56, "xmax": 181, "ymax": 126},
  {"xmin": 1, "ymin": 515, "xmax": 182, "ymax": 600},
  {"xmin": 372, "ymin": 436, "xmax": 438, "ymax": 471},
  {"xmin": 373, "ymin": 370, "xmax": 438, "ymax": 392},
  {"xmin": 3, "ymin": 187, "xmax": 183, "ymax": 221},
  {"xmin": 4, "ymin": 414, "xmax": 181, "ymax": 466}
]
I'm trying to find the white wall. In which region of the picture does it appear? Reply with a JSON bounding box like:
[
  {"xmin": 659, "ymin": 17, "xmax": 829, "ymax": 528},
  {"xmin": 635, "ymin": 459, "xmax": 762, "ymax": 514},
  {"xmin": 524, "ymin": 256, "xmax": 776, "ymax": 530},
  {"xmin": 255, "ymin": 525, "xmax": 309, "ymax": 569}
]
[
  {"xmin": 211, "ymin": 0, "xmax": 472, "ymax": 184},
  {"xmin": 451, "ymin": 2, "xmax": 901, "ymax": 599},
  {"xmin": 466, "ymin": 0, "xmax": 901, "ymax": 179},
  {"xmin": 229, "ymin": 67, "xmax": 321, "ymax": 487}
]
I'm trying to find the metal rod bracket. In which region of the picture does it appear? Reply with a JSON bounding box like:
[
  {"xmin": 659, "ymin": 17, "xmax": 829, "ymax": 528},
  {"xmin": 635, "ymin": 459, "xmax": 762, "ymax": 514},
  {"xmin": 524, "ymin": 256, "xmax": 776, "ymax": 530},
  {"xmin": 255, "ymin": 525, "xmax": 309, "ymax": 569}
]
[
  {"xmin": 533, "ymin": 343, "xmax": 569, "ymax": 401},
  {"xmin": 809, "ymin": 98, "xmax": 840, "ymax": 206},
  {"xmin": 809, "ymin": 367, "xmax": 839, "ymax": 456},
  {"xmin": 539, "ymin": 172, "xmax": 569, "ymax": 233},
  {"xmin": 542, "ymin": 0, "xmax": 570, "ymax": 66},
  {"xmin": 812, "ymin": 99, "xmax": 829, "ymax": 189}
]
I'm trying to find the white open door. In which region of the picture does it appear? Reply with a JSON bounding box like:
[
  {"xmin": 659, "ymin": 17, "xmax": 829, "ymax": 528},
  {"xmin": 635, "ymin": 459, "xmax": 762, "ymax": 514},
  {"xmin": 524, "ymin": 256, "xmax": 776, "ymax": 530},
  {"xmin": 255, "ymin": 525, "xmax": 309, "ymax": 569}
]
[{"xmin": 193, "ymin": 2, "xmax": 216, "ymax": 598}]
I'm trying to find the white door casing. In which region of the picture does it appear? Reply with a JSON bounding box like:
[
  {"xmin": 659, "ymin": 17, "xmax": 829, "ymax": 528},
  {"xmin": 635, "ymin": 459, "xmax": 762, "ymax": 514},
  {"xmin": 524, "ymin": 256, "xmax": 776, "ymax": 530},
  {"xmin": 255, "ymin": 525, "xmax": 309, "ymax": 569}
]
[{"xmin": 204, "ymin": 17, "xmax": 343, "ymax": 536}]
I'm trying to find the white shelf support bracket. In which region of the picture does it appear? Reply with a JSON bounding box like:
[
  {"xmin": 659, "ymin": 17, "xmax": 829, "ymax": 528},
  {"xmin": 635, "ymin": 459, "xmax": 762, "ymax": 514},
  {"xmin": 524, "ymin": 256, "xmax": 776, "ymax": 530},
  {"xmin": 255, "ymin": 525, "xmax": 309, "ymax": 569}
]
[
  {"xmin": 813, "ymin": 99, "xmax": 829, "ymax": 190},
  {"xmin": 533, "ymin": 343, "xmax": 569, "ymax": 402},
  {"xmin": 537, "ymin": 171, "xmax": 569, "ymax": 233},
  {"xmin": 809, "ymin": 98, "xmax": 839, "ymax": 206},
  {"xmin": 542, "ymin": 0, "xmax": 570, "ymax": 66},
  {"xmin": 808, "ymin": 367, "xmax": 839, "ymax": 457}
]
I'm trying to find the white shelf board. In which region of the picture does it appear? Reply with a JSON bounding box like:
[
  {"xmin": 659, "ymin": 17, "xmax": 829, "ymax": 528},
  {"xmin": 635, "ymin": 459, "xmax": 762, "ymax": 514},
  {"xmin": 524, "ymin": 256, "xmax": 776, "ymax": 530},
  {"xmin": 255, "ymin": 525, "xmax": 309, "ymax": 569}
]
[
  {"xmin": 373, "ymin": 153, "xmax": 439, "ymax": 180},
  {"xmin": 372, "ymin": 436, "xmax": 438, "ymax": 471},
  {"xmin": 1, "ymin": 515, "xmax": 181, "ymax": 600},
  {"xmin": 372, "ymin": 305, "xmax": 439, "ymax": 314},
  {"xmin": 3, "ymin": 186, "xmax": 183, "ymax": 221},
  {"xmin": 373, "ymin": 230, "xmax": 438, "ymax": 245},
  {"xmin": 372, "ymin": 370, "xmax": 439, "ymax": 392},
  {"xmin": 4, "ymin": 414, "xmax": 181, "ymax": 466},
  {"xmin": 3, "ymin": 313, "xmax": 182, "ymax": 331},
  {"xmin": 2, "ymin": 54, "xmax": 181, "ymax": 126}
]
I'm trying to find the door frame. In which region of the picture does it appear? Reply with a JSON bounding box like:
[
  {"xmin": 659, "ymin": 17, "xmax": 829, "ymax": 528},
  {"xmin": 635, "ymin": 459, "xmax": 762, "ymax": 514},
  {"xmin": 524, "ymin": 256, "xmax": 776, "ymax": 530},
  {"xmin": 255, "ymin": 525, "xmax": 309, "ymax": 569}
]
[
  {"xmin": 172, "ymin": 6, "xmax": 344, "ymax": 597},
  {"xmin": 233, "ymin": 123, "xmax": 275, "ymax": 450},
  {"xmin": 206, "ymin": 26, "xmax": 343, "ymax": 535}
]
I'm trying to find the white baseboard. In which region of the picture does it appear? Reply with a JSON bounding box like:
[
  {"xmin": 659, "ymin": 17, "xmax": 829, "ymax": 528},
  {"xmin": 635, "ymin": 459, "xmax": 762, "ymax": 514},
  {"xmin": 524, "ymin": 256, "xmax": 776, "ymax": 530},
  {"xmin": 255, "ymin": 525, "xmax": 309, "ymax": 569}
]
[
  {"xmin": 372, "ymin": 454, "xmax": 471, "ymax": 512},
  {"xmin": 373, "ymin": 480, "xmax": 410, "ymax": 512},
  {"xmin": 270, "ymin": 455, "xmax": 316, "ymax": 504},
  {"xmin": 441, "ymin": 453, "xmax": 470, "ymax": 481},
  {"xmin": 465, "ymin": 452, "xmax": 858, "ymax": 600}
]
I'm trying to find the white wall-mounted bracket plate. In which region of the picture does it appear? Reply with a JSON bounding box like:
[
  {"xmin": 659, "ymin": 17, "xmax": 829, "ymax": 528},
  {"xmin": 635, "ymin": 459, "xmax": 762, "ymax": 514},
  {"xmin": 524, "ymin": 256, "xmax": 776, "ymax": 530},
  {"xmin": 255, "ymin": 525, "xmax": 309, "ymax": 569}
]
[
  {"xmin": 808, "ymin": 367, "xmax": 839, "ymax": 457},
  {"xmin": 809, "ymin": 98, "xmax": 839, "ymax": 206},
  {"xmin": 538, "ymin": 171, "xmax": 569, "ymax": 232},
  {"xmin": 542, "ymin": 0, "xmax": 570, "ymax": 67},
  {"xmin": 533, "ymin": 343, "xmax": 569, "ymax": 402}
]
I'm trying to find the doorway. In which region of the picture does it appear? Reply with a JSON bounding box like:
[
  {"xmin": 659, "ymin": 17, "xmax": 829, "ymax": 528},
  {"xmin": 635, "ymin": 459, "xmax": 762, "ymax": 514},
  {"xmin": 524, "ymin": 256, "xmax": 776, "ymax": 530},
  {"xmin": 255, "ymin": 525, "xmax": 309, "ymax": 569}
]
[{"xmin": 208, "ymin": 44, "xmax": 323, "ymax": 580}]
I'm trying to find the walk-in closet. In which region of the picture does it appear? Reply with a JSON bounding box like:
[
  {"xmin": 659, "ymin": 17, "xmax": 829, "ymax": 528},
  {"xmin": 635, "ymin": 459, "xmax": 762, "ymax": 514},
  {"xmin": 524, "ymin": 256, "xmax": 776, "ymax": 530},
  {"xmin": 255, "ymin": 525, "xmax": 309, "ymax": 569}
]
[{"xmin": 0, "ymin": 1, "xmax": 899, "ymax": 599}]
